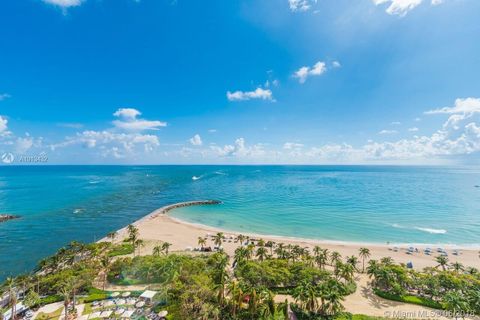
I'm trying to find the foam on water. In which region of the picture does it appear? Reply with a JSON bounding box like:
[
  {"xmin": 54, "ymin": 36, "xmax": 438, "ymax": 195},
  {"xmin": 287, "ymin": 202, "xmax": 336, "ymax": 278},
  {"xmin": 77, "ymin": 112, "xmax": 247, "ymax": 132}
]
[{"xmin": 415, "ymin": 227, "xmax": 447, "ymax": 234}]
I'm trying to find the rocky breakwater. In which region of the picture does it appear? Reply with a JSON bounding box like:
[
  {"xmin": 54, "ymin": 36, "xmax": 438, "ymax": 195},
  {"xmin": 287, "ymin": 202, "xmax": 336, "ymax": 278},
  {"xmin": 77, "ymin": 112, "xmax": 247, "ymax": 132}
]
[{"xmin": 0, "ymin": 214, "xmax": 20, "ymax": 223}]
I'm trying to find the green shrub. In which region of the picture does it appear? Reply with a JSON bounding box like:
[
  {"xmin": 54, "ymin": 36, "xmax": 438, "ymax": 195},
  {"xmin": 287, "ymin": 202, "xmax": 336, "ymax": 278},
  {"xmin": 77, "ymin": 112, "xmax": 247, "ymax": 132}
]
[
  {"xmin": 108, "ymin": 243, "xmax": 134, "ymax": 257},
  {"xmin": 335, "ymin": 312, "xmax": 390, "ymax": 320},
  {"xmin": 374, "ymin": 289, "xmax": 443, "ymax": 310}
]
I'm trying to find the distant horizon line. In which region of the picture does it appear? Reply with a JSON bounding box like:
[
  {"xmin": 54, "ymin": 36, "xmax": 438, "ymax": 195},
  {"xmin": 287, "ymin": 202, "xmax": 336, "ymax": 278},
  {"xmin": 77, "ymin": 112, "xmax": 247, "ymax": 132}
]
[{"xmin": 0, "ymin": 163, "xmax": 476, "ymax": 167}]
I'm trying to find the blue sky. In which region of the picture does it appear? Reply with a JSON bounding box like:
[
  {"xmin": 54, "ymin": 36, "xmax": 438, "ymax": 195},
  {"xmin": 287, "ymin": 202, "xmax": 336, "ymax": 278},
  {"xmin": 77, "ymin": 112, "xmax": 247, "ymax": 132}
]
[{"xmin": 0, "ymin": 0, "xmax": 479, "ymax": 164}]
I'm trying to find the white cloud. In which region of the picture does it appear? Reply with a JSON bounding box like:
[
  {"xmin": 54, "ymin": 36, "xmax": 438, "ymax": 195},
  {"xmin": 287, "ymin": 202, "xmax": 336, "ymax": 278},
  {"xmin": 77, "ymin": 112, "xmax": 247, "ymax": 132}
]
[
  {"xmin": 372, "ymin": 0, "xmax": 435, "ymax": 16},
  {"xmin": 293, "ymin": 61, "xmax": 332, "ymax": 83},
  {"xmin": 0, "ymin": 93, "xmax": 11, "ymax": 101},
  {"xmin": 51, "ymin": 130, "xmax": 160, "ymax": 157},
  {"xmin": 189, "ymin": 134, "xmax": 203, "ymax": 146},
  {"xmin": 0, "ymin": 116, "xmax": 8, "ymax": 134},
  {"xmin": 288, "ymin": 0, "xmax": 315, "ymax": 12},
  {"xmin": 283, "ymin": 142, "xmax": 304, "ymax": 149},
  {"xmin": 309, "ymin": 97, "xmax": 480, "ymax": 161},
  {"xmin": 208, "ymin": 129, "xmax": 217, "ymax": 133},
  {"xmin": 408, "ymin": 127, "xmax": 419, "ymax": 132},
  {"xmin": 226, "ymin": 88, "xmax": 273, "ymax": 102},
  {"xmin": 112, "ymin": 108, "xmax": 167, "ymax": 131},
  {"xmin": 42, "ymin": 0, "xmax": 84, "ymax": 8},
  {"xmin": 332, "ymin": 61, "xmax": 341, "ymax": 68},
  {"xmin": 49, "ymin": 108, "xmax": 163, "ymax": 160},
  {"xmin": 211, "ymin": 138, "xmax": 266, "ymax": 158},
  {"xmin": 391, "ymin": 121, "xmax": 401, "ymax": 125},
  {"xmin": 431, "ymin": 0, "xmax": 443, "ymax": 5},
  {"xmin": 15, "ymin": 136, "xmax": 36, "ymax": 154},
  {"xmin": 113, "ymin": 108, "xmax": 141, "ymax": 120},
  {"xmin": 425, "ymin": 97, "xmax": 480, "ymax": 115},
  {"xmin": 379, "ymin": 129, "xmax": 398, "ymax": 134}
]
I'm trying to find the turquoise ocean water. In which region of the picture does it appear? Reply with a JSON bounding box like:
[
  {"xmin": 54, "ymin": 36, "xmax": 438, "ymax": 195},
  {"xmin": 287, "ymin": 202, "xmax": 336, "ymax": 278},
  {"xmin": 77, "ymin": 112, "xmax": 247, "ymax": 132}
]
[{"xmin": 0, "ymin": 165, "xmax": 479, "ymax": 280}]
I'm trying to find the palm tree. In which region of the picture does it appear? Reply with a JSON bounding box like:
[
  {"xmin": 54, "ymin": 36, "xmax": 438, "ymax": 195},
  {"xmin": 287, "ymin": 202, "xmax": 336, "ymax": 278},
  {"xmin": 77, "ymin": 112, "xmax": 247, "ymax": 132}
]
[
  {"xmin": 107, "ymin": 231, "xmax": 117, "ymax": 242},
  {"xmin": 366, "ymin": 260, "xmax": 380, "ymax": 279},
  {"xmin": 212, "ymin": 253, "xmax": 229, "ymax": 307},
  {"xmin": 380, "ymin": 256, "xmax": 394, "ymax": 266},
  {"xmin": 443, "ymin": 291, "xmax": 469, "ymax": 319},
  {"xmin": 5, "ymin": 277, "xmax": 17, "ymax": 320},
  {"xmin": 134, "ymin": 239, "xmax": 144, "ymax": 256},
  {"xmin": 265, "ymin": 241, "xmax": 275, "ymax": 255},
  {"xmin": 313, "ymin": 245, "xmax": 322, "ymax": 257},
  {"xmin": 235, "ymin": 234, "xmax": 246, "ymax": 245},
  {"xmin": 213, "ymin": 232, "xmax": 224, "ymax": 248},
  {"xmin": 153, "ymin": 245, "xmax": 161, "ymax": 256},
  {"xmin": 198, "ymin": 237, "xmax": 207, "ymax": 249},
  {"xmin": 274, "ymin": 243, "xmax": 287, "ymax": 259},
  {"xmin": 340, "ymin": 263, "xmax": 355, "ymax": 283},
  {"xmin": 359, "ymin": 247, "xmax": 371, "ymax": 273},
  {"xmin": 127, "ymin": 224, "xmax": 139, "ymax": 242},
  {"xmin": 346, "ymin": 255, "xmax": 359, "ymax": 272},
  {"xmin": 161, "ymin": 242, "xmax": 172, "ymax": 255},
  {"xmin": 100, "ymin": 255, "xmax": 111, "ymax": 290},
  {"xmin": 256, "ymin": 247, "xmax": 268, "ymax": 261},
  {"xmin": 291, "ymin": 245, "xmax": 304, "ymax": 263},
  {"xmin": 435, "ymin": 256, "xmax": 449, "ymax": 271},
  {"xmin": 321, "ymin": 287, "xmax": 345, "ymax": 316},
  {"xmin": 450, "ymin": 262, "xmax": 464, "ymax": 273},
  {"xmin": 330, "ymin": 251, "xmax": 341, "ymax": 266},
  {"xmin": 234, "ymin": 246, "xmax": 249, "ymax": 265},
  {"xmin": 292, "ymin": 281, "xmax": 318, "ymax": 313},
  {"xmin": 257, "ymin": 238, "xmax": 265, "ymax": 247},
  {"xmin": 56, "ymin": 278, "xmax": 73, "ymax": 320},
  {"xmin": 226, "ymin": 280, "xmax": 244, "ymax": 317},
  {"xmin": 314, "ymin": 250, "xmax": 328, "ymax": 270},
  {"xmin": 127, "ymin": 224, "xmax": 139, "ymax": 254},
  {"xmin": 259, "ymin": 289, "xmax": 276, "ymax": 319}
]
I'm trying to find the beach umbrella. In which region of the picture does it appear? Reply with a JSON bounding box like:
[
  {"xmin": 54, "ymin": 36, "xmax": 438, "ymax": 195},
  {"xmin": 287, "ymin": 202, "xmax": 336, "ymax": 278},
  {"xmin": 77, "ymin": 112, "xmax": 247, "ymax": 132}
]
[
  {"xmin": 158, "ymin": 311, "xmax": 168, "ymax": 317},
  {"xmin": 135, "ymin": 301, "xmax": 145, "ymax": 308},
  {"xmin": 111, "ymin": 292, "xmax": 120, "ymax": 297},
  {"xmin": 122, "ymin": 292, "xmax": 131, "ymax": 297}
]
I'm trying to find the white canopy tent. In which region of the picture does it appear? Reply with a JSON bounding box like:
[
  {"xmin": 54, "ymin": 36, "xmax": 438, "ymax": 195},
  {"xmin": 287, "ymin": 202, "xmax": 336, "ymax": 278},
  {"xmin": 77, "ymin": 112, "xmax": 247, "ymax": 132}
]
[{"xmin": 139, "ymin": 290, "xmax": 157, "ymax": 302}]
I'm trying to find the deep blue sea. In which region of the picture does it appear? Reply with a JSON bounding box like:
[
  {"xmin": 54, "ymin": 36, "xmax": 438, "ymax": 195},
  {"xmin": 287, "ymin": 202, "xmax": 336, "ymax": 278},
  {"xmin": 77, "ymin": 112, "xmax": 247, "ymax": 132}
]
[{"xmin": 1, "ymin": 165, "xmax": 480, "ymax": 280}]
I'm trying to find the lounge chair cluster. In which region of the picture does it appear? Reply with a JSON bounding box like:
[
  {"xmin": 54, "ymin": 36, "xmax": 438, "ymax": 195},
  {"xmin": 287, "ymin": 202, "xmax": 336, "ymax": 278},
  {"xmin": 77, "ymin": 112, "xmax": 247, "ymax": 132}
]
[
  {"xmin": 389, "ymin": 246, "xmax": 462, "ymax": 257},
  {"xmin": 87, "ymin": 290, "xmax": 158, "ymax": 319}
]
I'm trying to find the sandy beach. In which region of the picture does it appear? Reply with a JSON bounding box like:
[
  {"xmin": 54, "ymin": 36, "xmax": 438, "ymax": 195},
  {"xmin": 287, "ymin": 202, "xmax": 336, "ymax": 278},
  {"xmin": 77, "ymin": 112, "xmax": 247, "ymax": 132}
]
[
  {"xmin": 108, "ymin": 201, "xmax": 480, "ymax": 318},
  {"xmin": 113, "ymin": 201, "xmax": 480, "ymax": 271}
]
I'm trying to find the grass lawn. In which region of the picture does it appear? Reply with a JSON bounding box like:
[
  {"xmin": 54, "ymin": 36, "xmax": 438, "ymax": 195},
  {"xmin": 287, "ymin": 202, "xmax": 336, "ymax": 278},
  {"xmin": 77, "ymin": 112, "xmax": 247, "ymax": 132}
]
[{"xmin": 36, "ymin": 307, "xmax": 64, "ymax": 320}]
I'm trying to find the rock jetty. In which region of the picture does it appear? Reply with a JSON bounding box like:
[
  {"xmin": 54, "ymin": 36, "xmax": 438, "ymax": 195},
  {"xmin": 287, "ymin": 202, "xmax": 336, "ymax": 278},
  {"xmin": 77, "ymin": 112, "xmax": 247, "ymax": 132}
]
[
  {"xmin": 0, "ymin": 214, "xmax": 20, "ymax": 223},
  {"xmin": 139, "ymin": 200, "xmax": 222, "ymax": 223}
]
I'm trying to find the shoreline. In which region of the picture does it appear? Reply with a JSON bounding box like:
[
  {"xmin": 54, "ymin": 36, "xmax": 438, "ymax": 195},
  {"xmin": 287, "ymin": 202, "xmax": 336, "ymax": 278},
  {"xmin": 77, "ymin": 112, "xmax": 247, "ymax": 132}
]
[
  {"xmin": 134, "ymin": 200, "xmax": 480, "ymax": 250},
  {"xmin": 167, "ymin": 214, "xmax": 480, "ymax": 250},
  {"xmin": 112, "ymin": 201, "xmax": 480, "ymax": 270}
]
